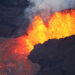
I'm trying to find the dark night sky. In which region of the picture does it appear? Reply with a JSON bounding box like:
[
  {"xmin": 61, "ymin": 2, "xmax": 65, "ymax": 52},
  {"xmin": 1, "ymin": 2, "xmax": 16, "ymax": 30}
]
[{"xmin": 0, "ymin": 0, "xmax": 29, "ymax": 37}]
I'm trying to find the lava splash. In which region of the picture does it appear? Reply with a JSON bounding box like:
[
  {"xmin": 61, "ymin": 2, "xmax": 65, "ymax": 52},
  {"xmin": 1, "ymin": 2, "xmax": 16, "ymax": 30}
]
[
  {"xmin": 0, "ymin": 9, "xmax": 75, "ymax": 75},
  {"xmin": 15, "ymin": 9, "xmax": 75, "ymax": 55}
]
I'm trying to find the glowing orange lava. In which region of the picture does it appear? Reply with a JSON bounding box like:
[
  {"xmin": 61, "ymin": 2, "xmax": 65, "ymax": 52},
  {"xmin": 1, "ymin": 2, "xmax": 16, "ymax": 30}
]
[{"xmin": 15, "ymin": 9, "xmax": 75, "ymax": 55}]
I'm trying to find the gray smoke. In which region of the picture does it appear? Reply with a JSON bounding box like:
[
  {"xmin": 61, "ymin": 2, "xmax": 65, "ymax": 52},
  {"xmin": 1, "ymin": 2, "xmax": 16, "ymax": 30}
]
[{"xmin": 25, "ymin": 0, "xmax": 75, "ymax": 22}]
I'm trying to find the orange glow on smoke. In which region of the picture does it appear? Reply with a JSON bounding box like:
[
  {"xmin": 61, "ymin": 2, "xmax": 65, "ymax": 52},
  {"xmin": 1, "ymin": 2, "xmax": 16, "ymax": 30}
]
[{"xmin": 15, "ymin": 9, "xmax": 75, "ymax": 55}]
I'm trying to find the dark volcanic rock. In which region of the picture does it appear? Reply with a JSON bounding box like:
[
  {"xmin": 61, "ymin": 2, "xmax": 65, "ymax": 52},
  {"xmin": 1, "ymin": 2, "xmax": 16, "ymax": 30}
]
[
  {"xmin": 29, "ymin": 35, "xmax": 75, "ymax": 75},
  {"xmin": 0, "ymin": 0, "xmax": 29, "ymax": 37}
]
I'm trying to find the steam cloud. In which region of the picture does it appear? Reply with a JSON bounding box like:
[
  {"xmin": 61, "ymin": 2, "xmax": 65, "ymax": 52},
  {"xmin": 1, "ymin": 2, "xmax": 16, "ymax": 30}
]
[{"xmin": 25, "ymin": 0, "xmax": 75, "ymax": 22}]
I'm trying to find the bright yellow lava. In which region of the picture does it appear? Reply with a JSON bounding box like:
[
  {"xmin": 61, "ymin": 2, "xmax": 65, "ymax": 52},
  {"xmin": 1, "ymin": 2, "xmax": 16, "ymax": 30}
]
[{"xmin": 15, "ymin": 9, "xmax": 75, "ymax": 55}]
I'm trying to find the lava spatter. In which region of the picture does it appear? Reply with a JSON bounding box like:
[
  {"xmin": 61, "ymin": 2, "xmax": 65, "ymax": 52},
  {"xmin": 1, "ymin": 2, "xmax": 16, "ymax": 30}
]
[{"xmin": 15, "ymin": 9, "xmax": 75, "ymax": 55}]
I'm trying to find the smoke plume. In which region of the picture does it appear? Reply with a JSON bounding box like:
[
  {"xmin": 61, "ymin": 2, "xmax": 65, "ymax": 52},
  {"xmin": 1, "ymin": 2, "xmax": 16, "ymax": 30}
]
[{"xmin": 25, "ymin": 0, "xmax": 75, "ymax": 22}]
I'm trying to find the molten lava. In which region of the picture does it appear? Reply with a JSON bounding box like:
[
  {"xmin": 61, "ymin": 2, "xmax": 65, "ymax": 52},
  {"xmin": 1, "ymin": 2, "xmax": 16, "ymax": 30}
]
[{"xmin": 15, "ymin": 9, "xmax": 75, "ymax": 55}]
